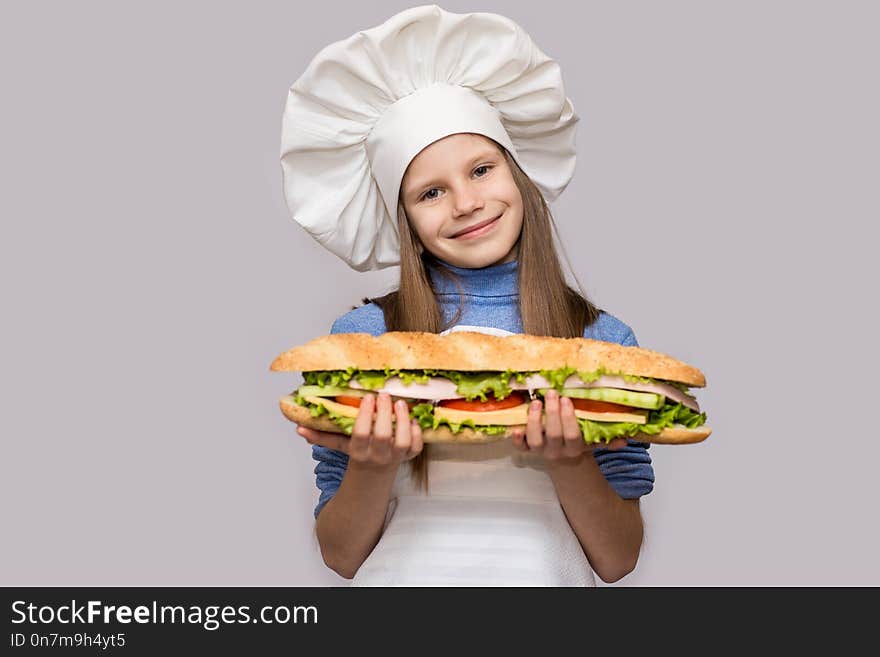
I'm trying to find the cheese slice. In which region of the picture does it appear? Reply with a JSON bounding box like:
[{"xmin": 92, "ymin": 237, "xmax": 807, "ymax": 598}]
[
  {"xmin": 573, "ymin": 409, "xmax": 647, "ymax": 424},
  {"xmin": 434, "ymin": 403, "xmax": 531, "ymax": 426},
  {"xmin": 435, "ymin": 404, "xmax": 648, "ymax": 425},
  {"xmin": 304, "ymin": 396, "xmax": 649, "ymax": 425},
  {"xmin": 303, "ymin": 395, "xmax": 362, "ymax": 418}
]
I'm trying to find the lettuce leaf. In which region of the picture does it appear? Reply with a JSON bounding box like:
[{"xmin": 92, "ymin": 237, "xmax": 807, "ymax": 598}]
[
  {"xmin": 294, "ymin": 392, "xmax": 357, "ymax": 434},
  {"xmin": 436, "ymin": 371, "xmax": 511, "ymax": 402},
  {"xmin": 540, "ymin": 366, "xmax": 578, "ymax": 388},
  {"xmin": 303, "ymin": 368, "xmax": 359, "ymax": 388}
]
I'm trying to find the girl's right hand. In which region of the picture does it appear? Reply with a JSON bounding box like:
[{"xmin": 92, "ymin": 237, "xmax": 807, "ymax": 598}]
[{"xmin": 296, "ymin": 392, "xmax": 424, "ymax": 467}]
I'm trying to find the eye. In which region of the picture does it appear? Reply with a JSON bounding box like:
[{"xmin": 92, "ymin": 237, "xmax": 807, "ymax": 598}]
[{"xmin": 418, "ymin": 164, "xmax": 494, "ymax": 202}]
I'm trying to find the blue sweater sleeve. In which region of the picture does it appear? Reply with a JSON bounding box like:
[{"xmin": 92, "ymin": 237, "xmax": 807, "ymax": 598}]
[
  {"xmin": 587, "ymin": 315, "xmax": 655, "ymax": 499},
  {"xmin": 312, "ymin": 444, "xmax": 348, "ymax": 519}
]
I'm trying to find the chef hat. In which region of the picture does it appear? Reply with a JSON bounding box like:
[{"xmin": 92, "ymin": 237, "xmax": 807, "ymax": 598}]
[{"xmin": 280, "ymin": 4, "xmax": 579, "ymax": 271}]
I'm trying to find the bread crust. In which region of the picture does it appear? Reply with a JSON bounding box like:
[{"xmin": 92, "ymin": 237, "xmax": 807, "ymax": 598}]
[
  {"xmin": 270, "ymin": 331, "xmax": 706, "ymax": 387},
  {"xmin": 632, "ymin": 426, "xmax": 711, "ymax": 444},
  {"xmin": 279, "ymin": 397, "xmax": 711, "ymax": 446}
]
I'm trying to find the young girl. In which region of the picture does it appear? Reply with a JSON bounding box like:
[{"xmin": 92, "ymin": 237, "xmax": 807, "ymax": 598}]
[{"xmin": 280, "ymin": 5, "xmax": 654, "ymax": 586}]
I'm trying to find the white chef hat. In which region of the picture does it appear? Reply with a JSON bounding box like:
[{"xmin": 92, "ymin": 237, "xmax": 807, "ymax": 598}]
[{"xmin": 280, "ymin": 4, "xmax": 579, "ymax": 271}]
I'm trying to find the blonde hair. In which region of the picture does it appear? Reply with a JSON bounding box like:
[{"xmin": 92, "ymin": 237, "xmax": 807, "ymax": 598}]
[{"xmin": 357, "ymin": 143, "xmax": 602, "ymax": 490}]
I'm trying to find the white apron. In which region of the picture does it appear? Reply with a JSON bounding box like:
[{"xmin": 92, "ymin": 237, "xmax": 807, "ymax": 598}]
[{"xmin": 350, "ymin": 440, "xmax": 597, "ymax": 587}]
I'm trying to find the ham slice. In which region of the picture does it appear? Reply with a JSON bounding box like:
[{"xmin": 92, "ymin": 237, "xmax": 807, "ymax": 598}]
[{"xmin": 348, "ymin": 375, "xmax": 461, "ymax": 400}]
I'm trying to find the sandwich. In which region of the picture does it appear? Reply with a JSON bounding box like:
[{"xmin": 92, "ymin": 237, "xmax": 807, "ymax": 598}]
[{"xmin": 270, "ymin": 331, "xmax": 711, "ymax": 445}]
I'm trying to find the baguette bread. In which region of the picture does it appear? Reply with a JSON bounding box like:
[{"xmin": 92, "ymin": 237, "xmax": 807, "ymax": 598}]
[
  {"xmin": 270, "ymin": 331, "xmax": 706, "ymax": 387},
  {"xmin": 279, "ymin": 396, "xmax": 712, "ymax": 445}
]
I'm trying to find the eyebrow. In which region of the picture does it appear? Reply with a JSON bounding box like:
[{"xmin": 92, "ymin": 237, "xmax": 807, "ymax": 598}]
[{"xmin": 406, "ymin": 150, "xmax": 500, "ymax": 199}]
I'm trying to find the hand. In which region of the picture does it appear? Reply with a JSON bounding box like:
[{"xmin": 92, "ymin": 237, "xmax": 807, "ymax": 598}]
[
  {"xmin": 511, "ymin": 389, "xmax": 628, "ymax": 463},
  {"xmin": 296, "ymin": 392, "xmax": 423, "ymax": 467}
]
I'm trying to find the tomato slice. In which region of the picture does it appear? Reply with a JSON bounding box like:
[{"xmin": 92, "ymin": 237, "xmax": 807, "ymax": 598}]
[
  {"xmin": 334, "ymin": 395, "xmax": 418, "ymax": 411},
  {"xmin": 570, "ymin": 398, "xmax": 637, "ymax": 414},
  {"xmin": 438, "ymin": 391, "xmax": 528, "ymax": 412},
  {"xmin": 335, "ymin": 395, "xmax": 366, "ymax": 408}
]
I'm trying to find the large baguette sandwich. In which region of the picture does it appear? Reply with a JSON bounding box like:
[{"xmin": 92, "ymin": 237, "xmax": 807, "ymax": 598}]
[{"xmin": 270, "ymin": 331, "xmax": 711, "ymax": 445}]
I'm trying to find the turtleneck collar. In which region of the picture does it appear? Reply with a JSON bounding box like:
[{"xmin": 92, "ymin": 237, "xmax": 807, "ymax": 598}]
[{"xmin": 426, "ymin": 259, "xmax": 519, "ymax": 297}]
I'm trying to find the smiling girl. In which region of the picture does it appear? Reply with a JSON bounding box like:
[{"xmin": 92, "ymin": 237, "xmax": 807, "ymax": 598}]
[{"xmin": 280, "ymin": 6, "xmax": 653, "ymax": 586}]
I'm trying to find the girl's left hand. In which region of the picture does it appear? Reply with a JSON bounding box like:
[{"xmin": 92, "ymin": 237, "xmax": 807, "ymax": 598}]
[{"xmin": 511, "ymin": 389, "xmax": 628, "ymax": 461}]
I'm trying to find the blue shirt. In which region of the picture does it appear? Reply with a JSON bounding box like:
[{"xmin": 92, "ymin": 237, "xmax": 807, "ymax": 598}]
[{"xmin": 311, "ymin": 259, "xmax": 655, "ymax": 517}]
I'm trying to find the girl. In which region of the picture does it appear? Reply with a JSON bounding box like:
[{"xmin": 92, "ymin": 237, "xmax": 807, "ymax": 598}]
[{"xmin": 280, "ymin": 6, "xmax": 654, "ymax": 586}]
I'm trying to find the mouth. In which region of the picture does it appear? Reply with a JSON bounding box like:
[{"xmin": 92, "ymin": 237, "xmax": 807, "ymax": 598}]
[{"xmin": 451, "ymin": 214, "xmax": 502, "ymax": 239}]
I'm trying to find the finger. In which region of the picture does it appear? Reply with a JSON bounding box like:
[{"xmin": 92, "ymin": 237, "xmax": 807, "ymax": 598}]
[
  {"xmin": 526, "ymin": 398, "xmax": 544, "ymax": 449},
  {"xmin": 591, "ymin": 437, "xmax": 629, "ymax": 452},
  {"xmin": 510, "ymin": 427, "xmax": 528, "ymax": 451},
  {"xmin": 350, "ymin": 393, "xmax": 375, "ymax": 460},
  {"xmin": 559, "ymin": 396, "xmax": 586, "ymax": 457},
  {"xmin": 296, "ymin": 426, "xmax": 351, "ymax": 455},
  {"xmin": 392, "ymin": 400, "xmax": 413, "ymax": 457},
  {"xmin": 542, "ymin": 390, "xmax": 564, "ymax": 458},
  {"xmin": 406, "ymin": 419, "xmax": 424, "ymax": 459},
  {"xmin": 369, "ymin": 393, "xmax": 394, "ymax": 463},
  {"xmin": 608, "ymin": 437, "xmax": 628, "ymax": 451}
]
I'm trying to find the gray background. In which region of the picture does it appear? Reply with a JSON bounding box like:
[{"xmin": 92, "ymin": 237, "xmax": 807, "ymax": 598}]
[{"xmin": 2, "ymin": 0, "xmax": 877, "ymax": 586}]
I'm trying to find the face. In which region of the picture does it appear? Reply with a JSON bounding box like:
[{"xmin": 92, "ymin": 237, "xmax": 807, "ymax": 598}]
[{"xmin": 400, "ymin": 133, "xmax": 524, "ymax": 269}]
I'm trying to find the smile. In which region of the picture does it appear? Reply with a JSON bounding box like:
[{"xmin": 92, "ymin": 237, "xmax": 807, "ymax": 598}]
[{"xmin": 453, "ymin": 214, "xmax": 501, "ymax": 240}]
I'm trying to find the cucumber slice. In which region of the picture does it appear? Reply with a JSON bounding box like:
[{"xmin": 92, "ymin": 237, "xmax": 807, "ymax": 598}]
[
  {"xmin": 296, "ymin": 385, "xmax": 366, "ymax": 398},
  {"xmin": 536, "ymin": 387, "xmax": 664, "ymax": 410}
]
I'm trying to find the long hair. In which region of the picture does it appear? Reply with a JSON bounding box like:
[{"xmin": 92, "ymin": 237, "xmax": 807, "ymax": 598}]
[{"xmin": 361, "ymin": 144, "xmax": 603, "ymax": 491}]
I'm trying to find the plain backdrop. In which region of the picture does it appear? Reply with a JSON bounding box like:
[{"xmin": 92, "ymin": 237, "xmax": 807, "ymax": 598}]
[{"xmin": 2, "ymin": 0, "xmax": 878, "ymax": 586}]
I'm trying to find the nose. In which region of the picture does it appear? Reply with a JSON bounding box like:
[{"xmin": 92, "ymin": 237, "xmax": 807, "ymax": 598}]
[{"xmin": 452, "ymin": 183, "xmax": 484, "ymax": 217}]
